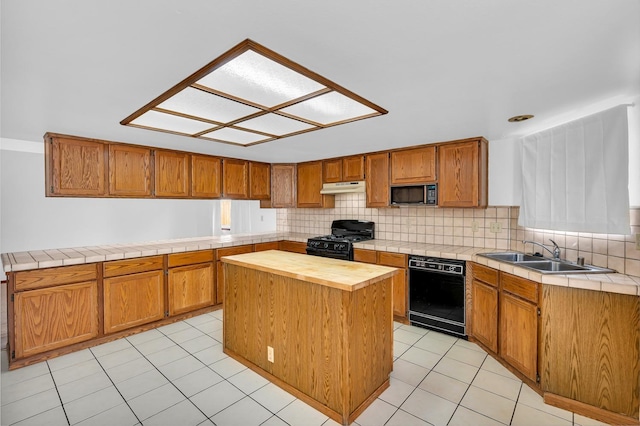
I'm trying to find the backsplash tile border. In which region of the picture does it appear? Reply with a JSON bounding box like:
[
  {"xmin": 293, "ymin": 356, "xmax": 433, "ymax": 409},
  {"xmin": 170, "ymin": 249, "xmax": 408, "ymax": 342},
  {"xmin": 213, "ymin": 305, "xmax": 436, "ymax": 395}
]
[{"xmin": 276, "ymin": 193, "xmax": 640, "ymax": 276}]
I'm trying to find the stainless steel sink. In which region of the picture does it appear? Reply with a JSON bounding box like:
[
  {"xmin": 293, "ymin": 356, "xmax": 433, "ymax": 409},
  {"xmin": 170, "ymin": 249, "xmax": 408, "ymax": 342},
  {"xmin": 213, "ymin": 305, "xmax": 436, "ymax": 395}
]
[
  {"xmin": 480, "ymin": 252, "xmax": 543, "ymax": 262},
  {"xmin": 478, "ymin": 252, "xmax": 615, "ymax": 274}
]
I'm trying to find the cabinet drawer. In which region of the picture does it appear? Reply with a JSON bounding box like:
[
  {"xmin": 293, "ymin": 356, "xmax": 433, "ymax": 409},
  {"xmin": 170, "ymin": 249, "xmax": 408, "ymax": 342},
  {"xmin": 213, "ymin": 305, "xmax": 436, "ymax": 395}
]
[
  {"xmin": 278, "ymin": 241, "xmax": 307, "ymax": 254},
  {"xmin": 354, "ymin": 249, "xmax": 377, "ymax": 264},
  {"xmin": 472, "ymin": 263, "xmax": 499, "ymax": 287},
  {"xmin": 14, "ymin": 264, "xmax": 98, "ymax": 291},
  {"xmin": 216, "ymin": 245, "xmax": 253, "ymax": 260},
  {"xmin": 254, "ymin": 242, "xmax": 280, "ymax": 252},
  {"xmin": 377, "ymin": 252, "xmax": 407, "ymax": 268},
  {"xmin": 500, "ymin": 272, "xmax": 538, "ymax": 304},
  {"xmin": 168, "ymin": 250, "xmax": 213, "ymax": 268},
  {"xmin": 103, "ymin": 255, "xmax": 164, "ymax": 278}
]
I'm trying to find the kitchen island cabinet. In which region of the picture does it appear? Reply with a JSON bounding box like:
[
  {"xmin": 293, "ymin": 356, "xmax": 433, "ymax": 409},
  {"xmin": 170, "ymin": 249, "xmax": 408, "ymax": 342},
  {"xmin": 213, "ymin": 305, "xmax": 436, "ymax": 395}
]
[
  {"xmin": 221, "ymin": 250, "xmax": 397, "ymax": 425},
  {"xmin": 541, "ymin": 285, "xmax": 640, "ymax": 425}
]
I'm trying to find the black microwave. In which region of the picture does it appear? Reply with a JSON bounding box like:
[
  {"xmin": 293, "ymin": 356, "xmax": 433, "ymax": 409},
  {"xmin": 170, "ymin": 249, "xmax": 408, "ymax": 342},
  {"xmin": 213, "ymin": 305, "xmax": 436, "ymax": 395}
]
[{"xmin": 390, "ymin": 184, "xmax": 437, "ymax": 205}]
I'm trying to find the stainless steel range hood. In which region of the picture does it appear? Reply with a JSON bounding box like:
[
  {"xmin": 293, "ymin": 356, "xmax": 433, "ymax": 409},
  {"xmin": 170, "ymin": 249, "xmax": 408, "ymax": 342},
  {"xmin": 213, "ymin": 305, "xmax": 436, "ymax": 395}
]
[{"xmin": 319, "ymin": 181, "xmax": 366, "ymax": 194}]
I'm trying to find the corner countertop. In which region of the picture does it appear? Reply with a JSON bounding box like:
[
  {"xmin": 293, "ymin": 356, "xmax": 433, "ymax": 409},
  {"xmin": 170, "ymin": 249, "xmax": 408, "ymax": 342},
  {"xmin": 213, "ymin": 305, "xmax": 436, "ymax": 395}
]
[
  {"xmin": 2, "ymin": 234, "xmax": 639, "ymax": 296},
  {"xmin": 221, "ymin": 250, "xmax": 399, "ymax": 292}
]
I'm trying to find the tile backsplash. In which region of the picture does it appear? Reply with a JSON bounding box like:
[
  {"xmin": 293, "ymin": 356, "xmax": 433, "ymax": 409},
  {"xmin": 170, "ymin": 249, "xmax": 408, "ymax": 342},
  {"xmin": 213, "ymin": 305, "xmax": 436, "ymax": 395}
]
[{"xmin": 276, "ymin": 193, "xmax": 640, "ymax": 276}]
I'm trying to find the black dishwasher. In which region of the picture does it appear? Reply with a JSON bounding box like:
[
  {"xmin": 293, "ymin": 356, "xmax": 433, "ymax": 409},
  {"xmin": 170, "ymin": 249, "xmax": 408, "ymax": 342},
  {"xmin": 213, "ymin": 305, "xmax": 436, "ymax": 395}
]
[{"xmin": 408, "ymin": 255, "xmax": 466, "ymax": 337}]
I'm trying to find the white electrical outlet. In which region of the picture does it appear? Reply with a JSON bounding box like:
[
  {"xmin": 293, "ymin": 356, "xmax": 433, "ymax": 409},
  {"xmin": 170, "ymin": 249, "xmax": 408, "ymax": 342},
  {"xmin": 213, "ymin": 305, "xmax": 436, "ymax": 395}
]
[
  {"xmin": 636, "ymin": 233, "xmax": 640, "ymax": 250},
  {"xmin": 490, "ymin": 222, "xmax": 502, "ymax": 233},
  {"xmin": 267, "ymin": 346, "xmax": 274, "ymax": 363},
  {"xmin": 471, "ymin": 221, "xmax": 479, "ymax": 232}
]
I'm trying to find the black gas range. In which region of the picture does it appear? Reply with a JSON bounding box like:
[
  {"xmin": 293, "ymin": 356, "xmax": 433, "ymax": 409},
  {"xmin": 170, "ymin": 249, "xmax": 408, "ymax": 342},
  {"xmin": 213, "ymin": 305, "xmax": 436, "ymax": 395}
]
[{"xmin": 306, "ymin": 220, "xmax": 375, "ymax": 261}]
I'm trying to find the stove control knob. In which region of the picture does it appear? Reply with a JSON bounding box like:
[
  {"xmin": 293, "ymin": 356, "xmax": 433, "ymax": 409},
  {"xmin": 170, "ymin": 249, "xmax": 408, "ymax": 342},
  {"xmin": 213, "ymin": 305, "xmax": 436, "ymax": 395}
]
[{"xmin": 323, "ymin": 243, "xmax": 329, "ymax": 249}]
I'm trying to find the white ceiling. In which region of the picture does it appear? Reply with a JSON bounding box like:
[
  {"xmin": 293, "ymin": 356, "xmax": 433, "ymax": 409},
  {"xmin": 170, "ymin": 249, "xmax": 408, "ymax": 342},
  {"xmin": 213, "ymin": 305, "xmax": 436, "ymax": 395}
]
[{"xmin": 2, "ymin": 0, "xmax": 639, "ymax": 163}]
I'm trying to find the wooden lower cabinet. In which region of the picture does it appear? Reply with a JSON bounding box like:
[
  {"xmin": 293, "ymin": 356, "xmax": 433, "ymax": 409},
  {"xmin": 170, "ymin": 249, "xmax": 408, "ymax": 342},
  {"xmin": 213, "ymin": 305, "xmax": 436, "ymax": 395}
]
[
  {"xmin": 471, "ymin": 278, "xmax": 498, "ymax": 353},
  {"xmin": 168, "ymin": 263, "xmax": 214, "ymax": 316},
  {"xmin": 500, "ymin": 291, "xmax": 537, "ymax": 381},
  {"xmin": 13, "ymin": 281, "xmax": 99, "ymax": 359},
  {"xmin": 103, "ymin": 270, "xmax": 165, "ymax": 334},
  {"xmin": 355, "ymin": 249, "xmax": 408, "ymax": 320},
  {"xmin": 216, "ymin": 245, "xmax": 254, "ymax": 304}
]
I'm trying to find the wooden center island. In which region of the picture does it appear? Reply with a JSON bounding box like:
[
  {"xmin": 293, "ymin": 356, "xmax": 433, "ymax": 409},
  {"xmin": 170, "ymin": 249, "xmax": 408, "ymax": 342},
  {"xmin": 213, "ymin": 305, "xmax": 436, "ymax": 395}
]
[{"xmin": 221, "ymin": 250, "xmax": 399, "ymax": 425}]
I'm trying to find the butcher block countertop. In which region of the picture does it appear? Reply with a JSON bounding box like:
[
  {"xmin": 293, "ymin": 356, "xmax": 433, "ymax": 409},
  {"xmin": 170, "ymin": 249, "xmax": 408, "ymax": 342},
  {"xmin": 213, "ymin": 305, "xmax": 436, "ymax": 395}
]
[{"xmin": 221, "ymin": 250, "xmax": 399, "ymax": 292}]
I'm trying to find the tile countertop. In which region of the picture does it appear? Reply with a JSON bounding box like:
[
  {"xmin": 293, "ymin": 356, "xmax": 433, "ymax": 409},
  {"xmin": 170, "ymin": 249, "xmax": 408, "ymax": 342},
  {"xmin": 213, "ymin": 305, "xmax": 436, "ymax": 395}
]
[{"xmin": 2, "ymin": 234, "xmax": 639, "ymax": 297}]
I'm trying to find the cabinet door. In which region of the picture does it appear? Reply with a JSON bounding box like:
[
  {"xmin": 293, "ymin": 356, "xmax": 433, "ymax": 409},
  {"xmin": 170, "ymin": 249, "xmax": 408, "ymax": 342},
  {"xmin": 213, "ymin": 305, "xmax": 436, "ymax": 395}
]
[
  {"xmin": 342, "ymin": 155, "xmax": 365, "ymax": 181},
  {"xmin": 438, "ymin": 140, "xmax": 487, "ymax": 207},
  {"xmin": 14, "ymin": 281, "xmax": 98, "ymax": 359},
  {"xmin": 249, "ymin": 162, "xmax": 271, "ymax": 200},
  {"xmin": 377, "ymin": 252, "xmax": 407, "ymax": 319},
  {"xmin": 103, "ymin": 270, "xmax": 164, "ymax": 334},
  {"xmin": 390, "ymin": 146, "xmax": 436, "ymax": 184},
  {"xmin": 271, "ymin": 164, "xmax": 296, "ymax": 208},
  {"xmin": 365, "ymin": 152, "xmax": 390, "ymax": 208},
  {"xmin": 155, "ymin": 150, "xmax": 190, "ymax": 197},
  {"xmin": 168, "ymin": 263, "xmax": 214, "ymax": 316},
  {"xmin": 191, "ymin": 155, "xmax": 222, "ymax": 198},
  {"xmin": 278, "ymin": 240, "xmax": 308, "ymax": 254},
  {"xmin": 108, "ymin": 144, "xmax": 152, "ymax": 197},
  {"xmin": 46, "ymin": 136, "xmax": 106, "ymax": 196},
  {"xmin": 471, "ymin": 279, "xmax": 498, "ymax": 353},
  {"xmin": 323, "ymin": 158, "xmax": 342, "ymax": 183},
  {"xmin": 500, "ymin": 292, "xmax": 538, "ymax": 382},
  {"xmin": 223, "ymin": 158, "xmax": 249, "ymax": 199},
  {"xmin": 216, "ymin": 245, "xmax": 254, "ymax": 304},
  {"xmin": 297, "ymin": 161, "xmax": 334, "ymax": 208}
]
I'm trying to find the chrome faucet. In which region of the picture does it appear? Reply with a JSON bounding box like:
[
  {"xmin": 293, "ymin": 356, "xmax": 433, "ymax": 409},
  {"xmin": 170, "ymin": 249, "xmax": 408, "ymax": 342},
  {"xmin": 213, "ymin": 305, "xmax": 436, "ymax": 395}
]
[{"xmin": 522, "ymin": 239, "xmax": 561, "ymax": 260}]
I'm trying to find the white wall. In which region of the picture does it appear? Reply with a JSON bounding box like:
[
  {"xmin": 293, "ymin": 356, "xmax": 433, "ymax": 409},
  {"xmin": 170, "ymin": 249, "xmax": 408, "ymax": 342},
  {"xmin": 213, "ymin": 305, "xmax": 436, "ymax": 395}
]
[{"xmin": 211, "ymin": 199, "xmax": 277, "ymax": 236}]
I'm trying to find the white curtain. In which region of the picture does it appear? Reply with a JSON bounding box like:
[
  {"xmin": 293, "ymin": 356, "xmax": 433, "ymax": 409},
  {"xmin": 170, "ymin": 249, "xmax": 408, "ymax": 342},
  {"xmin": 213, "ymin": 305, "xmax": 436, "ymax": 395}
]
[{"xmin": 518, "ymin": 105, "xmax": 631, "ymax": 234}]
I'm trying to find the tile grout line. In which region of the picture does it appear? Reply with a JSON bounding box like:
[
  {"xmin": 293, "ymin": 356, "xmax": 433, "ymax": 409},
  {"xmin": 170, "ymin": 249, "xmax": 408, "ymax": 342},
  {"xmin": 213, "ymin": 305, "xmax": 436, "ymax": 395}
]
[{"xmin": 44, "ymin": 360, "xmax": 72, "ymax": 426}]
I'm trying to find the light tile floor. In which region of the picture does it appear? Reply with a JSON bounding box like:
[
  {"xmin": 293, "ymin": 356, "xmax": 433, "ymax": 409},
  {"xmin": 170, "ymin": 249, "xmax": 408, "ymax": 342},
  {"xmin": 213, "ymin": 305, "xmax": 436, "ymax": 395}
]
[{"xmin": 0, "ymin": 311, "xmax": 610, "ymax": 426}]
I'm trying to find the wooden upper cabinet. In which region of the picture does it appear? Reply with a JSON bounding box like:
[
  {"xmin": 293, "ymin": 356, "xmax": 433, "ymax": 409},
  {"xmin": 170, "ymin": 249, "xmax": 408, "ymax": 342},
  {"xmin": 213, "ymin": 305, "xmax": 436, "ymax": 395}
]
[
  {"xmin": 223, "ymin": 158, "xmax": 249, "ymax": 199},
  {"xmin": 108, "ymin": 144, "xmax": 152, "ymax": 197},
  {"xmin": 249, "ymin": 161, "xmax": 271, "ymax": 200},
  {"xmin": 270, "ymin": 164, "xmax": 296, "ymax": 208},
  {"xmin": 154, "ymin": 150, "xmax": 190, "ymax": 198},
  {"xmin": 438, "ymin": 138, "xmax": 488, "ymax": 208},
  {"xmin": 365, "ymin": 152, "xmax": 390, "ymax": 208},
  {"xmin": 297, "ymin": 160, "xmax": 334, "ymax": 208},
  {"xmin": 390, "ymin": 146, "xmax": 436, "ymax": 184},
  {"xmin": 323, "ymin": 158, "xmax": 343, "ymax": 183},
  {"xmin": 342, "ymin": 155, "xmax": 365, "ymax": 181},
  {"xmin": 323, "ymin": 155, "xmax": 365, "ymax": 183},
  {"xmin": 191, "ymin": 154, "xmax": 222, "ymax": 198},
  {"xmin": 45, "ymin": 134, "xmax": 106, "ymax": 197}
]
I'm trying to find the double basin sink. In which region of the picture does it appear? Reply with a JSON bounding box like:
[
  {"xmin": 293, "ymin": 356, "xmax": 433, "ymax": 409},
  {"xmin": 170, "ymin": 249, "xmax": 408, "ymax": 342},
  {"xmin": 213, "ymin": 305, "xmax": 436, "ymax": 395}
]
[{"xmin": 478, "ymin": 252, "xmax": 615, "ymax": 274}]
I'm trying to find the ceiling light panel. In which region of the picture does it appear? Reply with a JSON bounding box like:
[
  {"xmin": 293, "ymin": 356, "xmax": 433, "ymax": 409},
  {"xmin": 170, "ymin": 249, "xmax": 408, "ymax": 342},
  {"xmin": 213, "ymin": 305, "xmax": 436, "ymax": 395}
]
[
  {"xmin": 202, "ymin": 127, "xmax": 273, "ymax": 145},
  {"xmin": 235, "ymin": 113, "xmax": 316, "ymax": 135},
  {"xmin": 157, "ymin": 87, "xmax": 260, "ymax": 123},
  {"xmin": 281, "ymin": 91, "xmax": 379, "ymax": 125},
  {"xmin": 121, "ymin": 39, "xmax": 387, "ymax": 147},
  {"xmin": 130, "ymin": 110, "xmax": 215, "ymax": 134},
  {"xmin": 196, "ymin": 50, "xmax": 326, "ymax": 108}
]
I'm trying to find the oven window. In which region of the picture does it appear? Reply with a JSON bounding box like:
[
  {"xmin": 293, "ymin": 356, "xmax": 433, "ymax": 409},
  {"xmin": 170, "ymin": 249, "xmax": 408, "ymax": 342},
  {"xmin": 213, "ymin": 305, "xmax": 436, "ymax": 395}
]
[{"xmin": 409, "ymin": 269, "xmax": 464, "ymax": 324}]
